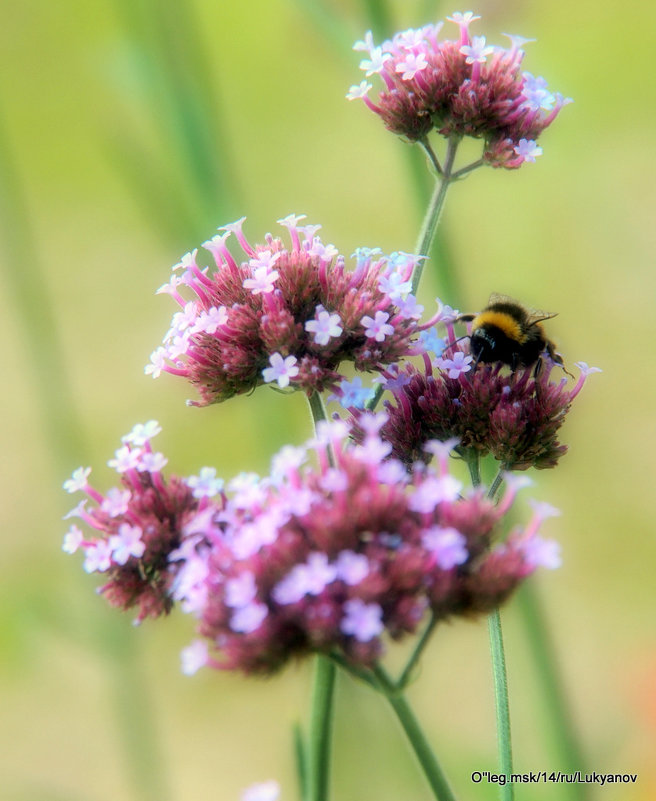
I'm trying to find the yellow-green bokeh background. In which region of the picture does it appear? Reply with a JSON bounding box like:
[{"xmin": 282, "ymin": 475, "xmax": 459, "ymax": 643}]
[{"xmin": 2, "ymin": 1, "xmax": 655, "ymax": 799}]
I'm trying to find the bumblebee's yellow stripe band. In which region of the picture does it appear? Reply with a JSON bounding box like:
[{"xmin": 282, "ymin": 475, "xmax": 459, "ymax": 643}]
[{"xmin": 473, "ymin": 311, "xmax": 526, "ymax": 343}]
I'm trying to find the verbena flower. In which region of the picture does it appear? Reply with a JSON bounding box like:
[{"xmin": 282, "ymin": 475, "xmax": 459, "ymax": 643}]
[
  {"xmin": 348, "ymin": 11, "xmax": 571, "ymax": 167},
  {"xmin": 62, "ymin": 422, "xmax": 204, "ymax": 622},
  {"xmin": 146, "ymin": 215, "xmax": 430, "ymax": 405},
  {"xmin": 376, "ymin": 332, "xmax": 601, "ymax": 469},
  {"xmin": 169, "ymin": 417, "xmax": 559, "ymax": 675},
  {"xmin": 64, "ymin": 418, "xmax": 560, "ymax": 674}
]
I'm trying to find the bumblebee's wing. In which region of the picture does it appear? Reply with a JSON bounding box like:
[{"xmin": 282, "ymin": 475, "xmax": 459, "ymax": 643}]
[
  {"xmin": 486, "ymin": 292, "xmax": 518, "ymax": 306},
  {"xmin": 486, "ymin": 292, "xmax": 557, "ymax": 326},
  {"xmin": 526, "ymin": 308, "xmax": 558, "ymax": 325}
]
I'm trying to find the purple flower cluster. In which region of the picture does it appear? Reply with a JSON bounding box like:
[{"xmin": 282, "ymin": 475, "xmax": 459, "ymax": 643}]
[
  {"xmin": 62, "ymin": 422, "xmax": 202, "ymax": 622},
  {"xmin": 347, "ymin": 11, "xmax": 571, "ymax": 167},
  {"xmin": 64, "ymin": 418, "xmax": 561, "ymax": 675},
  {"xmin": 146, "ymin": 215, "xmax": 431, "ymax": 405},
  {"xmin": 374, "ymin": 330, "xmax": 600, "ymax": 470}
]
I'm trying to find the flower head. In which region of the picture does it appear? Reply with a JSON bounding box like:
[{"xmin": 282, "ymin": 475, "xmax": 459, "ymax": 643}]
[
  {"xmin": 349, "ymin": 11, "xmax": 570, "ymax": 167},
  {"xmin": 148, "ymin": 217, "xmax": 427, "ymax": 405},
  {"xmin": 64, "ymin": 416, "xmax": 560, "ymax": 675},
  {"xmin": 167, "ymin": 416, "xmax": 557, "ymax": 675},
  {"xmin": 62, "ymin": 423, "xmax": 210, "ymax": 622},
  {"xmin": 378, "ymin": 330, "xmax": 600, "ymax": 470}
]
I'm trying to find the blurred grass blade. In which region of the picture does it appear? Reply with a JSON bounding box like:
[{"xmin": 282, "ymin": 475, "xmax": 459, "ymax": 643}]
[
  {"xmin": 106, "ymin": 132, "xmax": 206, "ymax": 245},
  {"xmin": 104, "ymin": 616, "xmax": 173, "ymax": 801},
  {"xmin": 0, "ymin": 112, "xmax": 86, "ymax": 468},
  {"xmin": 0, "ymin": 114, "xmax": 171, "ymax": 801},
  {"xmin": 420, "ymin": 0, "xmax": 442, "ymax": 21},
  {"xmin": 291, "ymin": 0, "xmax": 354, "ymax": 54},
  {"xmin": 359, "ymin": 0, "xmax": 394, "ymax": 39},
  {"xmin": 110, "ymin": 0, "xmax": 238, "ymax": 241},
  {"xmin": 293, "ymin": 721, "xmax": 309, "ymax": 801},
  {"xmin": 294, "ymin": 0, "xmax": 392, "ymax": 52}
]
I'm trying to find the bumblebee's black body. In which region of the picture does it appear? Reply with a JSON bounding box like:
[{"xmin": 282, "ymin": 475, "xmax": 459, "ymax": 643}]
[{"xmin": 459, "ymin": 295, "xmax": 563, "ymax": 371}]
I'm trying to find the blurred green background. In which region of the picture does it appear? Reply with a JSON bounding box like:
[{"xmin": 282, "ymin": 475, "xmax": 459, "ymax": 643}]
[{"xmin": 1, "ymin": 0, "xmax": 655, "ymax": 799}]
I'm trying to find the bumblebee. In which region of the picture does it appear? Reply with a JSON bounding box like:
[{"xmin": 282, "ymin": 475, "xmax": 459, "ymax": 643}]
[{"xmin": 457, "ymin": 293, "xmax": 566, "ymax": 372}]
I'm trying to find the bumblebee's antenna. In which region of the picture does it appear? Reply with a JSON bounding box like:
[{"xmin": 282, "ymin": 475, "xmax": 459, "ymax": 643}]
[{"xmin": 440, "ymin": 334, "xmax": 470, "ymax": 355}]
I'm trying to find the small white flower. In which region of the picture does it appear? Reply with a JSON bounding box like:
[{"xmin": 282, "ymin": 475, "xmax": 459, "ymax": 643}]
[
  {"xmin": 186, "ymin": 467, "xmax": 224, "ymax": 499},
  {"xmin": 262, "ymin": 353, "xmax": 299, "ymax": 389},
  {"xmin": 459, "ymin": 36, "xmax": 494, "ymax": 64},
  {"xmin": 63, "ymin": 467, "xmax": 91, "ymax": 494},
  {"xmin": 180, "ymin": 640, "xmax": 209, "ymax": 676},
  {"xmin": 346, "ymin": 81, "xmax": 373, "ymax": 100},
  {"xmin": 514, "ymin": 138, "xmax": 543, "ymax": 163},
  {"xmin": 361, "ymin": 311, "xmax": 394, "ymax": 342},
  {"xmin": 305, "ymin": 308, "xmax": 343, "ymax": 346},
  {"xmin": 340, "ymin": 599, "xmax": 384, "ymax": 642}
]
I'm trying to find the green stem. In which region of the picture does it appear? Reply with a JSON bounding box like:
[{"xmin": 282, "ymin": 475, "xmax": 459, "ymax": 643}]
[
  {"xmin": 411, "ymin": 135, "xmax": 460, "ymax": 295},
  {"xmin": 465, "ymin": 449, "xmax": 481, "ymax": 488},
  {"xmin": 487, "ymin": 467, "xmax": 506, "ymax": 501},
  {"xmin": 488, "ymin": 609, "xmax": 514, "ymax": 801},
  {"xmin": 307, "ymin": 388, "xmax": 329, "ymax": 424},
  {"xmin": 307, "ymin": 389, "xmax": 335, "ymax": 468},
  {"xmin": 373, "ymin": 665, "xmax": 457, "ymax": 801},
  {"xmin": 307, "ymin": 656, "xmax": 337, "ymax": 801},
  {"xmin": 419, "ymin": 137, "xmax": 443, "ymax": 175},
  {"xmin": 451, "ymin": 158, "xmax": 484, "ymax": 180},
  {"xmin": 469, "ymin": 460, "xmax": 513, "ymax": 798},
  {"xmin": 517, "ymin": 584, "xmax": 590, "ymax": 801},
  {"xmin": 396, "ymin": 612, "xmax": 437, "ymax": 690},
  {"xmin": 328, "ymin": 651, "xmax": 380, "ymax": 690},
  {"xmin": 365, "ymin": 384, "xmax": 384, "ymax": 413},
  {"xmin": 306, "ymin": 390, "xmax": 337, "ymax": 801},
  {"xmin": 366, "ymin": 139, "xmax": 460, "ymax": 415}
]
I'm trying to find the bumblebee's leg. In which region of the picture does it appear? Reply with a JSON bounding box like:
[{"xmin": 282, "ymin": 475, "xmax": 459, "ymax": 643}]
[
  {"xmin": 465, "ymin": 350, "xmax": 482, "ymax": 382},
  {"xmin": 545, "ymin": 340, "xmax": 561, "ymax": 364},
  {"xmin": 533, "ymin": 356, "xmax": 543, "ymax": 380},
  {"xmin": 546, "ymin": 341, "xmax": 574, "ymax": 377}
]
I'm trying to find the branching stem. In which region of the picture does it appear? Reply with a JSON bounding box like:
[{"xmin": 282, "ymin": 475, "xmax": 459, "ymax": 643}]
[{"xmin": 372, "ymin": 664, "xmax": 458, "ymax": 801}]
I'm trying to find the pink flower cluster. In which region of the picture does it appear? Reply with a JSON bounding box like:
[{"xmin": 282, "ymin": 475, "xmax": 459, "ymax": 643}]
[
  {"xmin": 146, "ymin": 215, "xmax": 431, "ymax": 405},
  {"xmin": 62, "ymin": 422, "xmax": 204, "ymax": 622},
  {"xmin": 369, "ymin": 326, "xmax": 600, "ymax": 470},
  {"xmin": 178, "ymin": 417, "xmax": 562, "ymax": 674},
  {"xmin": 348, "ymin": 11, "xmax": 571, "ymax": 167},
  {"xmin": 64, "ymin": 418, "xmax": 561, "ymax": 676}
]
